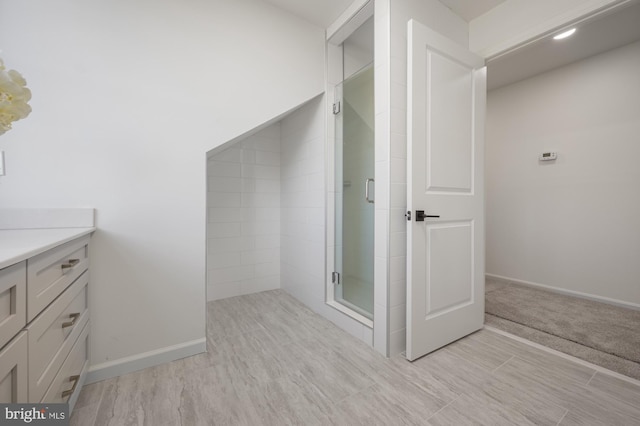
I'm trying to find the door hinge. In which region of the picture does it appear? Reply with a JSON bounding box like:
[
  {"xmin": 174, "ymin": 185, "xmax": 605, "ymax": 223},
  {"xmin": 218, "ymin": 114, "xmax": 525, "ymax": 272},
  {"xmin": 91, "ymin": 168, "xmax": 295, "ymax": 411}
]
[
  {"xmin": 332, "ymin": 102, "xmax": 341, "ymax": 115},
  {"xmin": 332, "ymin": 272, "xmax": 340, "ymax": 284}
]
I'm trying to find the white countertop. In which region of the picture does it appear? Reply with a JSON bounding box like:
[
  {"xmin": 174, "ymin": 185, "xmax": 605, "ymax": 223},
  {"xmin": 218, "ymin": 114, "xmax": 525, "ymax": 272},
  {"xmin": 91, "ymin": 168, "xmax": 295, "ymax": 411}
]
[{"xmin": 0, "ymin": 228, "xmax": 96, "ymax": 269}]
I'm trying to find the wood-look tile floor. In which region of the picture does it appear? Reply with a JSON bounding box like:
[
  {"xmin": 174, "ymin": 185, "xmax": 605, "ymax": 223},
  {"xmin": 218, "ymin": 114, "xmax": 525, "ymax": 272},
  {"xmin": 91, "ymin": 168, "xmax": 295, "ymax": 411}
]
[{"xmin": 71, "ymin": 290, "xmax": 640, "ymax": 425}]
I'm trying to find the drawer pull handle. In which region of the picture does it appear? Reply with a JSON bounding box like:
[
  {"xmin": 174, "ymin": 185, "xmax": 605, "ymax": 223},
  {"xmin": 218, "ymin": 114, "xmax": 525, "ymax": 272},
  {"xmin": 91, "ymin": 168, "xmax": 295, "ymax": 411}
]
[
  {"xmin": 61, "ymin": 375, "xmax": 80, "ymax": 399},
  {"xmin": 62, "ymin": 313, "xmax": 81, "ymax": 328},
  {"xmin": 61, "ymin": 258, "xmax": 80, "ymax": 272}
]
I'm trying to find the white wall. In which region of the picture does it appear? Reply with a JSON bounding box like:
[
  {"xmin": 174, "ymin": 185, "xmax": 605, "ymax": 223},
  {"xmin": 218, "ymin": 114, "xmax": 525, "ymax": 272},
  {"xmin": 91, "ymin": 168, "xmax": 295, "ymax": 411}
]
[
  {"xmin": 0, "ymin": 0, "xmax": 324, "ymax": 374},
  {"xmin": 207, "ymin": 124, "xmax": 281, "ymax": 301},
  {"xmin": 486, "ymin": 40, "xmax": 640, "ymax": 307},
  {"xmin": 470, "ymin": 0, "xmax": 625, "ymax": 57},
  {"xmin": 381, "ymin": 0, "xmax": 468, "ymax": 355}
]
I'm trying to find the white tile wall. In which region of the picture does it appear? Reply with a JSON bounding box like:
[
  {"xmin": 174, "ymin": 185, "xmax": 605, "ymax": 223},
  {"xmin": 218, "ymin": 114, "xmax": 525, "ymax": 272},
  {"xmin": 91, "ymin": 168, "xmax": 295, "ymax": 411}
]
[
  {"xmin": 206, "ymin": 124, "xmax": 282, "ymax": 301},
  {"xmin": 281, "ymin": 96, "xmax": 326, "ymax": 306},
  {"xmin": 373, "ymin": 0, "xmax": 392, "ymax": 356},
  {"xmin": 388, "ymin": 0, "xmax": 409, "ymax": 354}
]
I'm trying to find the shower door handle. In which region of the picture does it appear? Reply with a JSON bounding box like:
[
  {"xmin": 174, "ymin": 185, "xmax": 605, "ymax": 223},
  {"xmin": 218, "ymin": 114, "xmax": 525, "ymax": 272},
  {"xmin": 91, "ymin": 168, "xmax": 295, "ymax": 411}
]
[{"xmin": 365, "ymin": 178, "xmax": 375, "ymax": 203}]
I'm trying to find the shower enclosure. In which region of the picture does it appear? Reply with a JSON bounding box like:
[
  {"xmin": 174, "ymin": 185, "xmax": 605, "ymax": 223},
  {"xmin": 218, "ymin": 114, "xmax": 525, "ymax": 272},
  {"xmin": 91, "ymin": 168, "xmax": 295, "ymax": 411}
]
[{"xmin": 333, "ymin": 63, "xmax": 375, "ymax": 320}]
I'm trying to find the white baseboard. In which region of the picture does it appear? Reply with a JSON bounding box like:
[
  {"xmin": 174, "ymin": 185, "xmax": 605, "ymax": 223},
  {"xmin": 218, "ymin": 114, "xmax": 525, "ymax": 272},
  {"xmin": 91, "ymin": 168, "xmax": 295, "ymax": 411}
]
[
  {"xmin": 85, "ymin": 337, "xmax": 207, "ymax": 384},
  {"xmin": 486, "ymin": 273, "xmax": 640, "ymax": 311}
]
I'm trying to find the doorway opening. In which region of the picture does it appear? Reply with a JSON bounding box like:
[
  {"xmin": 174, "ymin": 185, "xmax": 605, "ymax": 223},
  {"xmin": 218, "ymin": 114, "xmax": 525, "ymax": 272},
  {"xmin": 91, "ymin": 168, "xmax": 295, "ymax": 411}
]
[{"xmin": 484, "ymin": 1, "xmax": 640, "ymax": 380}]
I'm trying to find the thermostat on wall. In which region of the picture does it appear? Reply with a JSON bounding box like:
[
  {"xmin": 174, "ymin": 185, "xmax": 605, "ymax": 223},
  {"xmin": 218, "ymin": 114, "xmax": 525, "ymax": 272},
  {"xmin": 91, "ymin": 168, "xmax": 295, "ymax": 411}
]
[{"xmin": 539, "ymin": 152, "xmax": 557, "ymax": 161}]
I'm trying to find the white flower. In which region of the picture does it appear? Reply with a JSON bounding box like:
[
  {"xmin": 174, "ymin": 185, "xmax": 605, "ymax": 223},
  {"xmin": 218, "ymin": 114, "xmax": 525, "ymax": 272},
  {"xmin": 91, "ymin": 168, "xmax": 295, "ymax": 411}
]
[{"xmin": 0, "ymin": 58, "xmax": 32, "ymax": 136}]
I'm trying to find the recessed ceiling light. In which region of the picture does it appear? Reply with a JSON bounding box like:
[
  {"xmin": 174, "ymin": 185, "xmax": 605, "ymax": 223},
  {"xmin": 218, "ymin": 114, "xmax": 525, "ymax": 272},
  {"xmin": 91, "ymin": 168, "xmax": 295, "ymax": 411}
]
[{"xmin": 553, "ymin": 28, "xmax": 577, "ymax": 40}]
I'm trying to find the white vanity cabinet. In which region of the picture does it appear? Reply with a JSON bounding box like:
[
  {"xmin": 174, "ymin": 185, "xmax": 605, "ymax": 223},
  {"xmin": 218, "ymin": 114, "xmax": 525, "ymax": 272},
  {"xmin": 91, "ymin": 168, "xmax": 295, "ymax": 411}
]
[
  {"xmin": 0, "ymin": 263, "xmax": 28, "ymax": 403},
  {"xmin": 26, "ymin": 236, "xmax": 90, "ymax": 322},
  {"xmin": 0, "ymin": 332, "xmax": 28, "ymax": 403},
  {"xmin": 0, "ymin": 230, "xmax": 93, "ymax": 410},
  {"xmin": 0, "ymin": 262, "xmax": 27, "ymax": 352}
]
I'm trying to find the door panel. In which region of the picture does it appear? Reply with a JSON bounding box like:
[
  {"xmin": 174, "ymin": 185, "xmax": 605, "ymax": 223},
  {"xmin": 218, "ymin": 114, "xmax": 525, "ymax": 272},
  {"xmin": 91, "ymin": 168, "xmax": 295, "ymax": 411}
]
[
  {"xmin": 407, "ymin": 19, "xmax": 486, "ymax": 361},
  {"xmin": 426, "ymin": 222, "xmax": 473, "ymax": 317},
  {"xmin": 427, "ymin": 51, "xmax": 474, "ymax": 193}
]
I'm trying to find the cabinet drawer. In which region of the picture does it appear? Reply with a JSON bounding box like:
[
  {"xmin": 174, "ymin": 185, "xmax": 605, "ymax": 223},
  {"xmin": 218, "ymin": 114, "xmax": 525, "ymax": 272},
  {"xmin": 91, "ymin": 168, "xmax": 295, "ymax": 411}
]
[
  {"xmin": 27, "ymin": 271, "xmax": 89, "ymax": 403},
  {"xmin": 41, "ymin": 321, "xmax": 89, "ymax": 404},
  {"xmin": 0, "ymin": 331, "xmax": 28, "ymax": 403},
  {"xmin": 27, "ymin": 236, "xmax": 89, "ymax": 321},
  {"xmin": 0, "ymin": 262, "xmax": 26, "ymax": 349}
]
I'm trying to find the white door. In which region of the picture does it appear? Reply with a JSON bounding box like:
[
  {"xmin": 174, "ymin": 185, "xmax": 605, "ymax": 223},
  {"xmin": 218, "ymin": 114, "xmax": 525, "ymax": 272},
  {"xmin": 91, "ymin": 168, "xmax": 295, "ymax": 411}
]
[{"xmin": 406, "ymin": 19, "xmax": 486, "ymax": 361}]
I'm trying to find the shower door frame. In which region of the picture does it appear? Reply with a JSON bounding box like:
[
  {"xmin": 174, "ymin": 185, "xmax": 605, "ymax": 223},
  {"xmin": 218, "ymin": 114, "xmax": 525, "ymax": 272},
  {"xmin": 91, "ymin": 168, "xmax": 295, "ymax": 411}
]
[{"xmin": 325, "ymin": 1, "xmax": 376, "ymax": 332}]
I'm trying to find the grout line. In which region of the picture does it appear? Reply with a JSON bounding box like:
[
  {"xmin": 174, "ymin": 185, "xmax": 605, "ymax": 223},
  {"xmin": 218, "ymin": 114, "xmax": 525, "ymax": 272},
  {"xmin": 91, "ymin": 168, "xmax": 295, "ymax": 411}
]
[
  {"xmin": 426, "ymin": 393, "xmax": 461, "ymax": 421},
  {"xmin": 484, "ymin": 326, "xmax": 640, "ymax": 387},
  {"xmin": 491, "ymin": 355, "xmax": 515, "ymax": 374},
  {"xmin": 555, "ymin": 409, "xmax": 569, "ymax": 426},
  {"xmin": 585, "ymin": 370, "xmax": 598, "ymax": 386},
  {"xmin": 333, "ymin": 382, "xmax": 377, "ymax": 407}
]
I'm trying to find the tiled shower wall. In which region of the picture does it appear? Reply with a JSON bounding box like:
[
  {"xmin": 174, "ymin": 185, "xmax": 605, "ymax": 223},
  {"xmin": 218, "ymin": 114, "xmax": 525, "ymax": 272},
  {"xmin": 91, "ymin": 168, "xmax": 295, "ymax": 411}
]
[
  {"xmin": 280, "ymin": 97, "xmax": 326, "ymax": 310},
  {"xmin": 206, "ymin": 124, "xmax": 281, "ymax": 301},
  {"xmin": 373, "ymin": 0, "xmax": 392, "ymax": 355}
]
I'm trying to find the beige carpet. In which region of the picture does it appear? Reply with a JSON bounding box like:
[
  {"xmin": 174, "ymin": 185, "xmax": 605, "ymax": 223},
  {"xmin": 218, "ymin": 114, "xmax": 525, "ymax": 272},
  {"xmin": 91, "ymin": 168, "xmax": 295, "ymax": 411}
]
[{"xmin": 485, "ymin": 280, "xmax": 640, "ymax": 380}]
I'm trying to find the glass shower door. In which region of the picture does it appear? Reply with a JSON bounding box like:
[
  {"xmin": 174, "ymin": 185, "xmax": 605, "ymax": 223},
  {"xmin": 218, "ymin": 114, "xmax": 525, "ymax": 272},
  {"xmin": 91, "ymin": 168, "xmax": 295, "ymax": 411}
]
[{"xmin": 334, "ymin": 64, "xmax": 374, "ymax": 320}]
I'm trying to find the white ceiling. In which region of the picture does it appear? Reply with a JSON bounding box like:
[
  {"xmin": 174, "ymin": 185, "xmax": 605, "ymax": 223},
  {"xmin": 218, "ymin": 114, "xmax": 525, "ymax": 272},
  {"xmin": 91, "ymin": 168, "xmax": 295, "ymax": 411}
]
[
  {"xmin": 262, "ymin": 0, "xmax": 505, "ymax": 28},
  {"xmin": 488, "ymin": 1, "xmax": 640, "ymax": 90},
  {"xmin": 438, "ymin": 0, "xmax": 506, "ymax": 22},
  {"xmin": 261, "ymin": 0, "xmax": 354, "ymax": 28}
]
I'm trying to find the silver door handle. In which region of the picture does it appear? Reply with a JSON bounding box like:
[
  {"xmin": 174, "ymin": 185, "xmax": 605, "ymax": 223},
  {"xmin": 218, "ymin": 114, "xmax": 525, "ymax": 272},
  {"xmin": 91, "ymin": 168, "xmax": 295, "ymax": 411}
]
[{"xmin": 365, "ymin": 178, "xmax": 375, "ymax": 203}]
